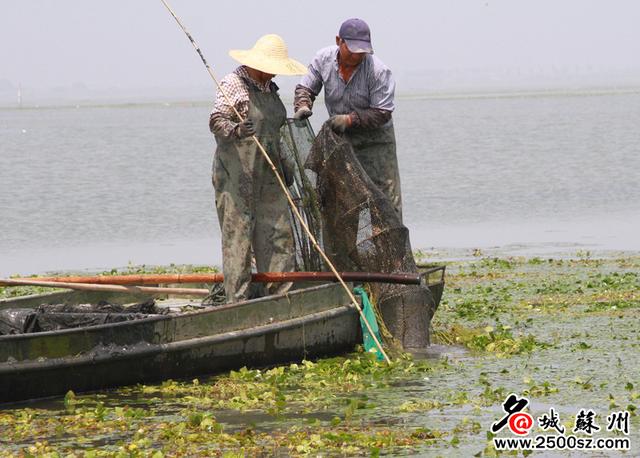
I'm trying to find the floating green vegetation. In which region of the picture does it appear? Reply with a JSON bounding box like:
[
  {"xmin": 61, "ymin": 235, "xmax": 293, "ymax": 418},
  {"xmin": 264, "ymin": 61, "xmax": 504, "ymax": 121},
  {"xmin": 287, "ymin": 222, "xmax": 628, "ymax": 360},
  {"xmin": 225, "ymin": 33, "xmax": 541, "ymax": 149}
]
[
  {"xmin": 0, "ymin": 354, "xmax": 449, "ymax": 456},
  {"xmin": 433, "ymin": 323, "xmax": 547, "ymax": 356},
  {"xmin": 131, "ymin": 354, "xmax": 435, "ymax": 414},
  {"xmin": 2, "ymin": 254, "xmax": 639, "ymax": 456}
]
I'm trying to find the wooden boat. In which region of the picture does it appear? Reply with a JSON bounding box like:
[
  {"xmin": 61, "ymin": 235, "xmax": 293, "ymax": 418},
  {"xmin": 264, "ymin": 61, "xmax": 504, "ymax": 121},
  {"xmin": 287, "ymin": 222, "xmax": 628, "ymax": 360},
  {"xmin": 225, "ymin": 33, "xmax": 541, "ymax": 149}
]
[{"xmin": 0, "ymin": 267, "xmax": 444, "ymax": 404}]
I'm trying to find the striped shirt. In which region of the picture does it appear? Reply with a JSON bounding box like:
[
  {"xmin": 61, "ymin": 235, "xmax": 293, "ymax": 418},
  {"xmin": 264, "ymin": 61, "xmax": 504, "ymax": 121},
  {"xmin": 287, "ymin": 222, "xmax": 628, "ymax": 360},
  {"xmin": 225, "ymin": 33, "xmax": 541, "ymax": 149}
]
[
  {"xmin": 298, "ymin": 45, "xmax": 395, "ymax": 117},
  {"xmin": 209, "ymin": 66, "xmax": 274, "ymax": 139}
]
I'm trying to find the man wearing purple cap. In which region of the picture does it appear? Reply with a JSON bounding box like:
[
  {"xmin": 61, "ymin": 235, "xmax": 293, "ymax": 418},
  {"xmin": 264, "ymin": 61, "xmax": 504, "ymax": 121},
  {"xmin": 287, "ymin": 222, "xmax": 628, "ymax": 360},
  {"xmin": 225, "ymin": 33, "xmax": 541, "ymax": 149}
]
[{"xmin": 294, "ymin": 18, "xmax": 402, "ymax": 220}]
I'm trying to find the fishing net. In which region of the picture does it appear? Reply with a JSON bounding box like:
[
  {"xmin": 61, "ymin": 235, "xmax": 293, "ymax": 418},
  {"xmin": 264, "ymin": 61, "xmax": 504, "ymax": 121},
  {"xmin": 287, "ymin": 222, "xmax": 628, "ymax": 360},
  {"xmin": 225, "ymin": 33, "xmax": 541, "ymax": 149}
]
[
  {"xmin": 208, "ymin": 119, "xmax": 436, "ymax": 349},
  {"xmin": 0, "ymin": 300, "xmax": 166, "ymax": 335},
  {"xmin": 280, "ymin": 119, "xmax": 324, "ymax": 271},
  {"xmin": 304, "ymin": 123, "xmax": 437, "ymax": 348}
]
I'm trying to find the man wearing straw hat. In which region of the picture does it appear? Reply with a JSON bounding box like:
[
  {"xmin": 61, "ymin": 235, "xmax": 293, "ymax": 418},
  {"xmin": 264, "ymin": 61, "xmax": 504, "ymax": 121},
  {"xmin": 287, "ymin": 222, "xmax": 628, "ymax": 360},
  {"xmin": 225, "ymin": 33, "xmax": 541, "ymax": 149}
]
[
  {"xmin": 209, "ymin": 34, "xmax": 307, "ymax": 303},
  {"xmin": 294, "ymin": 18, "xmax": 403, "ymax": 221}
]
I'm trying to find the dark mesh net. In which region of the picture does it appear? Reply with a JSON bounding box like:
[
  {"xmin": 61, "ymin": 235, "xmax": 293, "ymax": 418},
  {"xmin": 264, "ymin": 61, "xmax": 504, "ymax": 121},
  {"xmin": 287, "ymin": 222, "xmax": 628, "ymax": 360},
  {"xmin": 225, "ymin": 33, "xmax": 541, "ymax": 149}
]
[
  {"xmin": 0, "ymin": 300, "xmax": 165, "ymax": 335},
  {"xmin": 280, "ymin": 119, "xmax": 323, "ymax": 271},
  {"xmin": 305, "ymin": 123, "xmax": 436, "ymax": 348}
]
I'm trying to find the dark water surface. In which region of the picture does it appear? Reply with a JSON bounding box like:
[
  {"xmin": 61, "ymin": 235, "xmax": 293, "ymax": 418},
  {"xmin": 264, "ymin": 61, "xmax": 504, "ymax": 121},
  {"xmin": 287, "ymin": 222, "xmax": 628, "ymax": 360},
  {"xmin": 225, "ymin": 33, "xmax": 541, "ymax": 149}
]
[{"xmin": 1, "ymin": 91, "xmax": 639, "ymax": 275}]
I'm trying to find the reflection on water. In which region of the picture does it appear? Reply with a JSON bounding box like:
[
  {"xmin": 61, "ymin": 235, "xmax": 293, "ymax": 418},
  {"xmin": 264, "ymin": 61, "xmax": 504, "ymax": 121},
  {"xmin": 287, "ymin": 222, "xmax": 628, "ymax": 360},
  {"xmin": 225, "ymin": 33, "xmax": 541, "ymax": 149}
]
[
  {"xmin": 408, "ymin": 344, "xmax": 469, "ymax": 361},
  {"xmin": 1, "ymin": 91, "xmax": 639, "ymax": 275}
]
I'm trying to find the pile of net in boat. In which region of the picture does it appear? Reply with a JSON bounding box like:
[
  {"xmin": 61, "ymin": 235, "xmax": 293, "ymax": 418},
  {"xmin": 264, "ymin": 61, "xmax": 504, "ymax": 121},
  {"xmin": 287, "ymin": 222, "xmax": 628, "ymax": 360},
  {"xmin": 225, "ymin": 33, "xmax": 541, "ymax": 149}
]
[
  {"xmin": 0, "ymin": 299, "xmax": 166, "ymax": 335},
  {"xmin": 304, "ymin": 123, "xmax": 437, "ymax": 349}
]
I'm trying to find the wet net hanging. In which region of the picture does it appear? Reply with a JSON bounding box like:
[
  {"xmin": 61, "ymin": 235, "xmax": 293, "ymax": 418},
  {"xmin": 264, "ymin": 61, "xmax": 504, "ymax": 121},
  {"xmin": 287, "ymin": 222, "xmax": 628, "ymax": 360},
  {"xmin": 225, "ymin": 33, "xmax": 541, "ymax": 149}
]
[
  {"xmin": 279, "ymin": 119, "xmax": 324, "ymax": 272},
  {"xmin": 283, "ymin": 120, "xmax": 437, "ymax": 349}
]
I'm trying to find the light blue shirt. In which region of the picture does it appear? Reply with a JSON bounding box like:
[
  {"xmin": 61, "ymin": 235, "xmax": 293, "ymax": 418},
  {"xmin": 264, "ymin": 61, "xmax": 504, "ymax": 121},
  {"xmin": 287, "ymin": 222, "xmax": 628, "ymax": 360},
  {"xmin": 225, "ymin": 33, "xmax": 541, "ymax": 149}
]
[{"xmin": 300, "ymin": 46, "xmax": 396, "ymax": 116}]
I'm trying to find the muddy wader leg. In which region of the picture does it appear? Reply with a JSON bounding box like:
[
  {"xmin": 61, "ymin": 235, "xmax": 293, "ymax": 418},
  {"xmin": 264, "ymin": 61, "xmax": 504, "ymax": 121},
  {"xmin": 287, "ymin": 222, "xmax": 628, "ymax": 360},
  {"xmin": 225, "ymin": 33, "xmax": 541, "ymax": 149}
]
[
  {"xmin": 213, "ymin": 153, "xmax": 255, "ymax": 303},
  {"xmin": 253, "ymin": 158, "xmax": 295, "ymax": 296}
]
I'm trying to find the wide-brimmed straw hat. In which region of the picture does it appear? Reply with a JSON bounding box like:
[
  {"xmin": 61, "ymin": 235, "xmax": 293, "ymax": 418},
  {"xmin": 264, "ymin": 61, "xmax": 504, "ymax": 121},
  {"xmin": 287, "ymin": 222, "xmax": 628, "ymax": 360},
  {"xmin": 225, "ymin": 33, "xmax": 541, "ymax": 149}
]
[{"xmin": 229, "ymin": 34, "xmax": 307, "ymax": 76}]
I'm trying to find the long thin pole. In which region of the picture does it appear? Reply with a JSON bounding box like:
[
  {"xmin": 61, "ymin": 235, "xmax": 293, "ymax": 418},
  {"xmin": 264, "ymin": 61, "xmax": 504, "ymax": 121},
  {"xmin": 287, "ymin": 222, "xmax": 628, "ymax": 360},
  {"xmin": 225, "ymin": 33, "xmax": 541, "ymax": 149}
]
[
  {"xmin": 0, "ymin": 278, "xmax": 209, "ymax": 297},
  {"xmin": 26, "ymin": 272, "xmax": 421, "ymax": 286},
  {"xmin": 159, "ymin": 0, "xmax": 390, "ymax": 363}
]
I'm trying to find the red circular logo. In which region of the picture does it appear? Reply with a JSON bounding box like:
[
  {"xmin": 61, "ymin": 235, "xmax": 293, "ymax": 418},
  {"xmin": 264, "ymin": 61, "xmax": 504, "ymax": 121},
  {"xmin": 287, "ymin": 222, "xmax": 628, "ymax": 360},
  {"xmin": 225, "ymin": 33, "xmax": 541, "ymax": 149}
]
[{"xmin": 508, "ymin": 412, "xmax": 533, "ymax": 435}]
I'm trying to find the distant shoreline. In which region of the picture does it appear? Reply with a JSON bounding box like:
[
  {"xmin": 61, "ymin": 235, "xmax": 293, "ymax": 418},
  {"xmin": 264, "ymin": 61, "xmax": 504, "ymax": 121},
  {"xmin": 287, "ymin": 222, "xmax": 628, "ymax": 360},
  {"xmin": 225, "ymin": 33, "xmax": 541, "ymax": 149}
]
[{"xmin": 2, "ymin": 85, "xmax": 639, "ymax": 110}]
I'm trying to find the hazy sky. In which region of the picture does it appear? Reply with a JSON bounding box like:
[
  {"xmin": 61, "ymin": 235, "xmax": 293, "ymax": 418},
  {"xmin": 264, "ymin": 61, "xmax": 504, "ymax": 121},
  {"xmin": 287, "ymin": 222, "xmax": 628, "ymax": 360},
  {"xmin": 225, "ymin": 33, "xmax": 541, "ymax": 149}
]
[{"xmin": 1, "ymin": 0, "xmax": 639, "ymax": 94}]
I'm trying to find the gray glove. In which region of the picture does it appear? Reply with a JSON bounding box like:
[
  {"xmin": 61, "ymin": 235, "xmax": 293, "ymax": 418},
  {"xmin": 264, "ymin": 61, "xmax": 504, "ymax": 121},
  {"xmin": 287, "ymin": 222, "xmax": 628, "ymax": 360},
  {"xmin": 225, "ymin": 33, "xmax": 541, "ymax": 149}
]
[
  {"xmin": 329, "ymin": 114, "xmax": 351, "ymax": 133},
  {"xmin": 293, "ymin": 106, "xmax": 313, "ymax": 121},
  {"xmin": 235, "ymin": 119, "xmax": 255, "ymax": 139}
]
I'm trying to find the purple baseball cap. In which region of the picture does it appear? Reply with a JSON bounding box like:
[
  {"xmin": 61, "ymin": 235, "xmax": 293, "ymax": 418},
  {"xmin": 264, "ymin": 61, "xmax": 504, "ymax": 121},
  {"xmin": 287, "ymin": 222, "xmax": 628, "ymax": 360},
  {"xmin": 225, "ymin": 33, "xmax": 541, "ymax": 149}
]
[{"xmin": 338, "ymin": 18, "xmax": 373, "ymax": 54}]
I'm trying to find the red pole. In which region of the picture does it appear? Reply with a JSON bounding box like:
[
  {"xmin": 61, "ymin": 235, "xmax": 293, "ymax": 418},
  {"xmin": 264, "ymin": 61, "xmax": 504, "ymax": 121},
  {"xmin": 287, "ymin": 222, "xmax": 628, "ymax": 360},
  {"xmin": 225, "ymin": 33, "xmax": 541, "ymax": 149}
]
[{"xmin": 21, "ymin": 271, "xmax": 421, "ymax": 286}]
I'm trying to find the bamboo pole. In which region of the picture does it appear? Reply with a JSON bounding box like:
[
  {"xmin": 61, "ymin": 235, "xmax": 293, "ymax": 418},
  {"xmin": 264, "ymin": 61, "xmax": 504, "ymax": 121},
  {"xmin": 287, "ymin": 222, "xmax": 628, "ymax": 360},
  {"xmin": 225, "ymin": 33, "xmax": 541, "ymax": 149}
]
[
  {"xmin": 0, "ymin": 278, "xmax": 209, "ymax": 297},
  {"xmin": 28, "ymin": 272, "xmax": 421, "ymax": 286},
  {"xmin": 160, "ymin": 0, "xmax": 390, "ymax": 362}
]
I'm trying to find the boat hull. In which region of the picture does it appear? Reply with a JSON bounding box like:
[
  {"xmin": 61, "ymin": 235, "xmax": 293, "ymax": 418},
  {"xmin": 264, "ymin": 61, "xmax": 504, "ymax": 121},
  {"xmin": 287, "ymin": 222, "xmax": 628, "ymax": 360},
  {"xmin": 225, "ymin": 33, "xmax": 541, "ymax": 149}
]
[
  {"xmin": 0, "ymin": 283, "xmax": 360, "ymax": 404},
  {"xmin": 0, "ymin": 268, "xmax": 445, "ymax": 404}
]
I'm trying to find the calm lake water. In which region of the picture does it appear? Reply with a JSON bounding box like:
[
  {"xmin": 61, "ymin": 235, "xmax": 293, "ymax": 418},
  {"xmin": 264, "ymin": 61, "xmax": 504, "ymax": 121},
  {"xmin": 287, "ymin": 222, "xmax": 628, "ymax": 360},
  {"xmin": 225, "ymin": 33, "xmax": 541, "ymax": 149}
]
[{"xmin": 1, "ymin": 91, "xmax": 639, "ymax": 276}]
